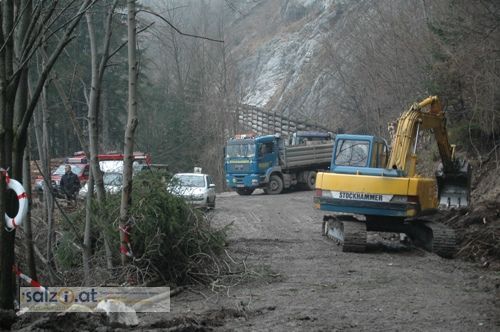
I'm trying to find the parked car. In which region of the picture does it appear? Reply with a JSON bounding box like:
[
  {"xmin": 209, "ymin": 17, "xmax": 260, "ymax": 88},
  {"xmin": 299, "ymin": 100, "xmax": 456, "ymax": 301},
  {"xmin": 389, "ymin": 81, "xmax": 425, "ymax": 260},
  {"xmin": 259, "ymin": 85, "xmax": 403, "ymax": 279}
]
[
  {"xmin": 167, "ymin": 173, "xmax": 216, "ymax": 208},
  {"xmin": 78, "ymin": 172, "xmax": 123, "ymax": 199}
]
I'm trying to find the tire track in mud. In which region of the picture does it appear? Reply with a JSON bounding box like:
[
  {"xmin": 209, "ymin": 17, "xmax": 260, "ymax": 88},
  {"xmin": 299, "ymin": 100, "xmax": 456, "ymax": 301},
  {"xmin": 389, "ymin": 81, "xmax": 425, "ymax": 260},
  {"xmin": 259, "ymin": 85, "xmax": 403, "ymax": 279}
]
[
  {"xmin": 143, "ymin": 190, "xmax": 499, "ymax": 331},
  {"xmin": 213, "ymin": 190, "xmax": 498, "ymax": 331}
]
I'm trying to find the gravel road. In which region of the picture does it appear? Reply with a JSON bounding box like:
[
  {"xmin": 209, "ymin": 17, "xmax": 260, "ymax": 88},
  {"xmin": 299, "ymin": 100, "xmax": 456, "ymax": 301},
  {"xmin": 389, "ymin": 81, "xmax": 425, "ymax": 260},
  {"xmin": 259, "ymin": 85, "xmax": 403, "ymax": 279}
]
[{"xmin": 148, "ymin": 190, "xmax": 499, "ymax": 331}]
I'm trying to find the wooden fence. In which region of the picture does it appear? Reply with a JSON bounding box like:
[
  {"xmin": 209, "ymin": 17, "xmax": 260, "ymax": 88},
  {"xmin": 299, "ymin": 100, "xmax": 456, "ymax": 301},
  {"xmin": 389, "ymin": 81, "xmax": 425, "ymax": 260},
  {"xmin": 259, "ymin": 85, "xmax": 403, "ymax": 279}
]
[{"xmin": 235, "ymin": 104, "xmax": 332, "ymax": 136}]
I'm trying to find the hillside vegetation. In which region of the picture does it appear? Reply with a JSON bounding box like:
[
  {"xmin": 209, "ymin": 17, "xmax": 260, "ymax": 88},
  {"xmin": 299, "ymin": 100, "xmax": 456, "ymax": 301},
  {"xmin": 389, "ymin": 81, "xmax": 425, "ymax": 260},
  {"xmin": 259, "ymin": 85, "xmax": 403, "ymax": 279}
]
[{"xmin": 137, "ymin": 0, "xmax": 499, "ymax": 185}]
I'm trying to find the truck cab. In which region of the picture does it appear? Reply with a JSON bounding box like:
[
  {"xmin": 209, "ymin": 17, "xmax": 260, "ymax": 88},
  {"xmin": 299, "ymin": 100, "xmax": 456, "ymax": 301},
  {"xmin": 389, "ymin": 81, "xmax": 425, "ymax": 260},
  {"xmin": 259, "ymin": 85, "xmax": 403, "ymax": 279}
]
[{"xmin": 224, "ymin": 134, "xmax": 279, "ymax": 195}]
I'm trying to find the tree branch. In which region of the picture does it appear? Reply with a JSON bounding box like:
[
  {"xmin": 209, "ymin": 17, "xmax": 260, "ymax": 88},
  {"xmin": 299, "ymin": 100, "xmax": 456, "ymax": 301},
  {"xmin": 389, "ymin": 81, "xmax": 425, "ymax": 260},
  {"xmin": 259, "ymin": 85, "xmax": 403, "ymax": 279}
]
[
  {"xmin": 0, "ymin": 0, "xmax": 32, "ymax": 54},
  {"xmin": 106, "ymin": 22, "xmax": 154, "ymax": 62},
  {"xmin": 16, "ymin": 0, "xmax": 93, "ymax": 144},
  {"xmin": 137, "ymin": 9, "xmax": 224, "ymax": 43}
]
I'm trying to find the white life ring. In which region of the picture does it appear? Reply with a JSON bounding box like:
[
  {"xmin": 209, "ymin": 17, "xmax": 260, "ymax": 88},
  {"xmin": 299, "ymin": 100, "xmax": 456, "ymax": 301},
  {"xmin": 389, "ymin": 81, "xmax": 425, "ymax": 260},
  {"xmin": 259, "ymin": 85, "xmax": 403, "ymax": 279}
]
[{"xmin": 4, "ymin": 177, "xmax": 28, "ymax": 229}]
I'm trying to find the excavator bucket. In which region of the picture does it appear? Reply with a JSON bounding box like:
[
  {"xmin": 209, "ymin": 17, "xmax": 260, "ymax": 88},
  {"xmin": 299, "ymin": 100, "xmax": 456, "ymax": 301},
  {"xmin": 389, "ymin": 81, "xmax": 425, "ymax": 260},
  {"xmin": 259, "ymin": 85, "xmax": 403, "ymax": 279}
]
[{"xmin": 436, "ymin": 160, "xmax": 472, "ymax": 209}]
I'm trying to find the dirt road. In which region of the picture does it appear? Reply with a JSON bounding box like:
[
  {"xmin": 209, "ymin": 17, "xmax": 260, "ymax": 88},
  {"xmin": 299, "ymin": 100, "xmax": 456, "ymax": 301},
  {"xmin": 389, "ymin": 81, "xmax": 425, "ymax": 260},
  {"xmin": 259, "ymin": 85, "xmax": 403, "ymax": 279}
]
[{"xmin": 148, "ymin": 190, "xmax": 499, "ymax": 331}]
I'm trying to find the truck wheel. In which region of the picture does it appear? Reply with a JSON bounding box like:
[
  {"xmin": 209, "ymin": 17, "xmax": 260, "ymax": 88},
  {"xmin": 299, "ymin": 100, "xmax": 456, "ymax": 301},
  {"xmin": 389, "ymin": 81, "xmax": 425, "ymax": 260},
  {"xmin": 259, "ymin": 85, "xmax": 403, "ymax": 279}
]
[
  {"xmin": 236, "ymin": 188, "xmax": 254, "ymax": 196},
  {"xmin": 306, "ymin": 171, "xmax": 316, "ymax": 190},
  {"xmin": 267, "ymin": 175, "xmax": 283, "ymax": 195}
]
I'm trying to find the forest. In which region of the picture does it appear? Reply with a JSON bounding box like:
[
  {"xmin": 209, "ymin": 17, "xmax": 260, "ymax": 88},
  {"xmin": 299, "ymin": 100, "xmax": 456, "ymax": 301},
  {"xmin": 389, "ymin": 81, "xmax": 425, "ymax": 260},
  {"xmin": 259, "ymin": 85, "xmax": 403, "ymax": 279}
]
[{"xmin": 2, "ymin": 0, "xmax": 495, "ymax": 186}]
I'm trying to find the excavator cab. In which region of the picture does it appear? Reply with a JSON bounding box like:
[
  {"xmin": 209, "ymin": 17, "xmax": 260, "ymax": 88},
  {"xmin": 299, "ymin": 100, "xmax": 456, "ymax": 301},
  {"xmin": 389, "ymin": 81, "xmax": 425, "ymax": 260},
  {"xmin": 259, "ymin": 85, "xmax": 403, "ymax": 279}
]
[{"xmin": 331, "ymin": 135, "xmax": 393, "ymax": 175}]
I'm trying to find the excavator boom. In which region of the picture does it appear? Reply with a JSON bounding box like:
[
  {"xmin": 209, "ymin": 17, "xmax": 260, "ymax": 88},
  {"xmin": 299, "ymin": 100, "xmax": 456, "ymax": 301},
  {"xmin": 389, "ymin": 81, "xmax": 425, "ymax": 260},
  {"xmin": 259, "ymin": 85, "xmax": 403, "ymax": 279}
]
[{"xmin": 387, "ymin": 96, "xmax": 470, "ymax": 208}]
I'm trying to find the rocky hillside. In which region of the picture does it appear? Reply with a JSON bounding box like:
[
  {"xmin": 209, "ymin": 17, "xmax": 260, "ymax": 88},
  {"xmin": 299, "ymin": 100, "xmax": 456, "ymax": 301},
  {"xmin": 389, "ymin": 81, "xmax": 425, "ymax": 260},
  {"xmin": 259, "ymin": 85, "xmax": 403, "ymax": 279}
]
[
  {"xmin": 226, "ymin": 0, "xmax": 343, "ymax": 123},
  {"xmin": 224, "ymin": 0, "xmax": 499, "ymax": 142}
]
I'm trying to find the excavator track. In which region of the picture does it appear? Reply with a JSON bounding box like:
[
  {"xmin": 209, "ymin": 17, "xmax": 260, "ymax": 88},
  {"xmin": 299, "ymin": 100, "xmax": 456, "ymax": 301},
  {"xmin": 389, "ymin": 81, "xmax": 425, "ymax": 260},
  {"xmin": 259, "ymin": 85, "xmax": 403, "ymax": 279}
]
[
  {"xmin": 323, "ymin": 216, "xmax": 367, "ymax": 253},
  {"xmin": 426, "ymin": 222, "xmax": 457, "ymax": 258},
  {"xmin": 409, "ymin": 220, "xmax": 457, "ymax": 258}
]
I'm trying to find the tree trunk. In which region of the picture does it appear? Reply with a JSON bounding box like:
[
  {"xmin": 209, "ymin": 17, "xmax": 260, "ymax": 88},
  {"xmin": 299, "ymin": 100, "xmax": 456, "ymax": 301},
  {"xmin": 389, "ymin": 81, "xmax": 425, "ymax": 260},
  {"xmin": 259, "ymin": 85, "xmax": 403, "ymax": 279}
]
[
  {"xmin": 15, "ymin": 0, "xmax": 36, "ymax": 281},
  {"xmin": 102, "ymin": 90, "xmax": 110, "ymax": 150},
  {"xmin": 31, "ymin": 59, "xmax": 57, "ymax": 283},
  {"xmin": 83, "ymin": 170, "xmax": 94, "ymax": 285},
  {"xmin": 85, "ymin": 1, "xmax": 119, "ymax": 270},
  {"xmin": 86, "ymin": 11, "xmax": 106, "ymax": 201},
  {"xmin": 40, "ymin": 79, "xmax": 58, "ymax": 283},
  {"xmin": 22, "ymin": 141, "xmax": 37, "ymax": 280},
  {"xmin": 119, "ymin": 0, "xmax": 139, "ymax": 265}
]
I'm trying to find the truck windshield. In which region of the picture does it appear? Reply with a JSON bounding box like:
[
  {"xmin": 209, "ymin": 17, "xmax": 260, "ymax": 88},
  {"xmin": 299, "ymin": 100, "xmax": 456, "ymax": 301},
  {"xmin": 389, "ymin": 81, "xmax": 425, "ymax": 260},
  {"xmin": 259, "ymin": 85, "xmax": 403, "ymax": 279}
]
[
  {"xmin": 226, "ymin": 143, "xmax": 256, "ymax": 158},
  {"xmin": 335, "ymin": 140, "xmax": 370, "ymax": 167}
]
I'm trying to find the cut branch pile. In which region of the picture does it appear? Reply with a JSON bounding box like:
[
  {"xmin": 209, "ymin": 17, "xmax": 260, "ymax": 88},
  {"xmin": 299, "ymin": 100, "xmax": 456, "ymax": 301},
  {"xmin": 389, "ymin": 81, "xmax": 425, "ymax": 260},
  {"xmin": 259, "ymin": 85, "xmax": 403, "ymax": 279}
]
[{"xmin": 441, "ymin": 200, "xmax": 500, "ymax": 267}]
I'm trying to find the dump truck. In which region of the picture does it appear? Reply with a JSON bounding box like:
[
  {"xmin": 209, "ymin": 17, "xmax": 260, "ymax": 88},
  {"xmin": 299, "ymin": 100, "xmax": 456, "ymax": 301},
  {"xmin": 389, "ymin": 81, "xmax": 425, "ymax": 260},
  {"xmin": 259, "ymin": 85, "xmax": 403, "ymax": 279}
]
[
  {"xmin": 314, "ymin": 96, "xmax": 471, "ymax": 257},
  {"xmin": 225, "ymin": 132, "xmax": 333, "ymax": 195}
]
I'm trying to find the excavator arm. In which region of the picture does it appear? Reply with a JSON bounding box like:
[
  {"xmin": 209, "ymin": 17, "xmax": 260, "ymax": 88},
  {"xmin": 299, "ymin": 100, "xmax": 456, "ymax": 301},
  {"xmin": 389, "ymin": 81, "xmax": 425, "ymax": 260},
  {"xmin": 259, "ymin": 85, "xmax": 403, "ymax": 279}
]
[{"xmin": 388, "ymin": 96, "xmax": 471, "ymax": 208}]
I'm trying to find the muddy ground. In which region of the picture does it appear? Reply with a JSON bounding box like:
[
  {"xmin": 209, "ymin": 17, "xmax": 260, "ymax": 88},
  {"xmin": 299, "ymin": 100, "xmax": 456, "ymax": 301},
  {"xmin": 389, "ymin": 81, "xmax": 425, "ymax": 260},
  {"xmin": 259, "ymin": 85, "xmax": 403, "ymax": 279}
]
[
  {"xmin": 138, "ymin": 190, "xmax": 499, "ymax": 331},
  {"xmin": 10, "ymin": 189, "xmax": 499, "ymax": 331}
]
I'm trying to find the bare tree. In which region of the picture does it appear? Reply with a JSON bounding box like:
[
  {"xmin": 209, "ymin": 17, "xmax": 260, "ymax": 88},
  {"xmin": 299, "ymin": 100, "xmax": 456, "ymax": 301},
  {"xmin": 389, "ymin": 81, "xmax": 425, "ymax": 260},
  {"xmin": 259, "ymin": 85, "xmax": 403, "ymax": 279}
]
[
  {"xmin": 83, "ymin": 170, "xmax": 94, "ymax": 284},
  {"xmin": 38, "ymin": 76, "xmax": 58, "ymax": 283},
  {"xmin": 0, "ymin": 0, "xmax": 93, "ymax": 310},
  {"xmin": 85, "ymin": 0, "xmax": 119, "ymax": 270},
  {"xmin": 119, "ymin": 0, "xmax": 139, "ymax": 265},
  {"xmin": 21, "ymin": 141, "xmax": 37, "ymax": 280},
  {"xmin": 15, "ymin": 0, "xmax": 36, "ymax": 282},
  {"xmin": 85, "ymin": 0, "xmax": 119, "ymax": 201}
]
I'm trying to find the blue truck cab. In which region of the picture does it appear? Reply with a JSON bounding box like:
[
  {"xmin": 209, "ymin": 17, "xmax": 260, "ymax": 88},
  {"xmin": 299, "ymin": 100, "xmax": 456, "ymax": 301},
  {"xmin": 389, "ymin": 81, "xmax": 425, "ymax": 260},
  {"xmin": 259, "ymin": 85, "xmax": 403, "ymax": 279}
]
[{"xmin": 224, "ymin": 134, "xmax": 280, "ymax": 195}]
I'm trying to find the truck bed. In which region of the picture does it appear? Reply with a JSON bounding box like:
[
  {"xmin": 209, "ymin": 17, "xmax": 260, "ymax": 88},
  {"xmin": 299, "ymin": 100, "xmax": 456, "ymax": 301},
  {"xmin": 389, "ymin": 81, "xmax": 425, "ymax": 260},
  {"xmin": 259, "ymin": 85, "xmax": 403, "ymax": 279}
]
[{"xmin": 280, "ymin": 143, "xmax": 333, "ymax": 169}]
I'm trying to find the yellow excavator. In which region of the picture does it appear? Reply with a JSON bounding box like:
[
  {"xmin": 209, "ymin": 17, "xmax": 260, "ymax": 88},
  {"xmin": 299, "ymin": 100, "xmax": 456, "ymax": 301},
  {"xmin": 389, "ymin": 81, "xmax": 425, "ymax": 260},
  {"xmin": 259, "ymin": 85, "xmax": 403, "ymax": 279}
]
[{"xmin": 314, "ymin": 96, "xmax": 471, "ymax": 257}]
